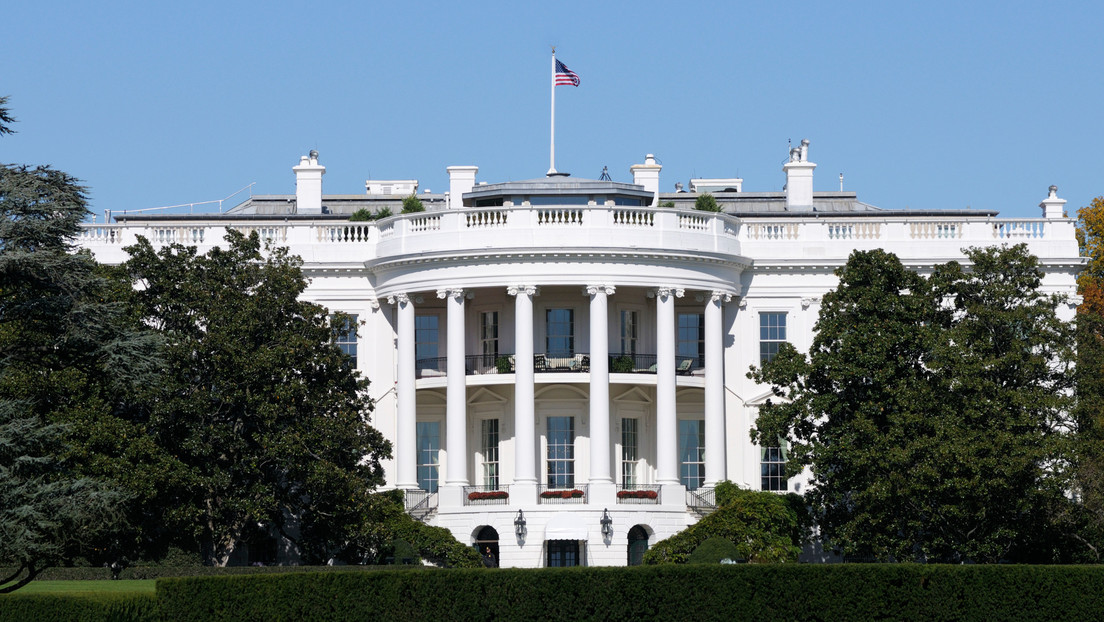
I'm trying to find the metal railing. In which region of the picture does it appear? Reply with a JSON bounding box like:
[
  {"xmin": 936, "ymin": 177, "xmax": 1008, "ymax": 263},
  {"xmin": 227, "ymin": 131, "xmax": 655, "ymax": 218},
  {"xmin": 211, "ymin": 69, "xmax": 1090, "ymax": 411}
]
[
  {"xmin": 537, "ymin": 484, "xmax": 588, "ymax": 504},
  {"xmin": 686, "ymin": 487, "xmax": 717, "ymax": 514},
  {"xmin": 616, "ymin": 484, "xmax": 661, "ymax": 505},
  {"xmin": 463, "ymin": 484, "xmax": 511, "ymax": 506},
  {"xmin": 403, "ymin": 489, "xmax": 438, "ymax": 522}
]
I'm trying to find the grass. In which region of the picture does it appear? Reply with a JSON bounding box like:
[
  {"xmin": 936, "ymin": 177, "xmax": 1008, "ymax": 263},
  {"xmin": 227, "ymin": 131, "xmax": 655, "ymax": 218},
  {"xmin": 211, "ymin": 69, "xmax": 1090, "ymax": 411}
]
[{"xmin": 11, "ymin": 580, "xmax": 156, "ymax": 596}]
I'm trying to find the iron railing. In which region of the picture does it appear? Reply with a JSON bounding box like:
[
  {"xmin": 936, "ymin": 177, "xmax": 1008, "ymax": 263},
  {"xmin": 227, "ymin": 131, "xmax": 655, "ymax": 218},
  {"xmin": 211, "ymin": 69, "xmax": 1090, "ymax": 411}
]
[
  {"xmin": 463, "ymin": 484, "xmax": 511, "ymax": 506},
  {"xmin": 616, "ymin": 484, "xmax": 661, "ymax": 505},
  {"xmin": 537, "ymin": 484, "xmax": 589, "ymax": 505},
  {"xmin": 686, "ymin": 487, "xmax": 717, "ymax": 514},
  {"xmin": 404, "ymin": 489, "xmax": 438, "ymax": 521}
]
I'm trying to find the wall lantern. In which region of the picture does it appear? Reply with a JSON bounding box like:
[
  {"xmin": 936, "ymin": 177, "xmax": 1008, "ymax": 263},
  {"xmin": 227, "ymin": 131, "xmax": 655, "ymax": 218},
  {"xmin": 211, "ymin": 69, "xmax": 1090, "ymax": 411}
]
[
  {"xmin": 514, "ymin": 509, "xmax": 527, "ymax": 538},
  {"xmin": 600, "ymin": 509, "xmax": 613, "ymax": 537}
]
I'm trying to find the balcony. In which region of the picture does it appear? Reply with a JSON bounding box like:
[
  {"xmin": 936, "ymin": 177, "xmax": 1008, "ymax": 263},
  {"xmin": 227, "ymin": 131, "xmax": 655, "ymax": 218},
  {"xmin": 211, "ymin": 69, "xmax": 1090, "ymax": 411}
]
[
  {"xmin": 414, "ymin": 353, "xmax": 703, "ymax": 378},
  {"xmin": 616, "ymin": 484, "xmax": 661, "ymax": 505},
  {"xmin": 537, "ymin": 484, "xmax": 588, "ymax": 505},
  {"xmin": 463, "ymin": 485, "xmax": 510, "ymax": 506}
]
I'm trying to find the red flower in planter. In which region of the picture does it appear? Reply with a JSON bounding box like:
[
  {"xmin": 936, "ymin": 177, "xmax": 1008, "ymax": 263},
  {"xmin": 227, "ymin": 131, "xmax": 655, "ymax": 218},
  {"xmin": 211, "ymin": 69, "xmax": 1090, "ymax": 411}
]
[
  {"xmin": 617, "ymin": 489, "xmax": 658, "ymax": 499},
  {"xmin": 468, "ymin": 490, "xmax": 509, "ymax": 501}
]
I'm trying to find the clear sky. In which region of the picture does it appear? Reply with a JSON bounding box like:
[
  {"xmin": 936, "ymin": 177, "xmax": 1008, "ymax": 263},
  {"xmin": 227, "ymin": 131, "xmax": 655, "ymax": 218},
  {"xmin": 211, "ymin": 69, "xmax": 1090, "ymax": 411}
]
[{"xmin": 3, "ymin": 1, "xmax": 1102, "ymax": 221}]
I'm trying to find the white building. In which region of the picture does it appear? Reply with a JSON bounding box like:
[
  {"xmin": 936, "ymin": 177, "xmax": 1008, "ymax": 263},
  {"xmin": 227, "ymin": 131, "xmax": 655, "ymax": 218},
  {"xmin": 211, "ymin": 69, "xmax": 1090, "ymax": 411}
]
[{"xmin": 77, "ymin": 142, "xmax": 1082, "ymax": 568}]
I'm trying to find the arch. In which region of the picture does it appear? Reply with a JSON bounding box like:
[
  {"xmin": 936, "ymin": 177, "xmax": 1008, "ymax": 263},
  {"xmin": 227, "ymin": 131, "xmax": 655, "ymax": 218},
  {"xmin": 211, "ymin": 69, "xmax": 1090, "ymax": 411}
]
[
  {"xmin": 416, "ymin": 390, "xmax": 447, "ymax": 406},
  {"xmin": 473, "ymin": 525, "xmax": 500, "ymax": 568},
  {"xmin": 535, "ymin": 384, "xmax": 589, "ymax": 401},
  {"xmin": 675, "ymin": 387, "xmax": 705, "ymax": 404},
  {"xmin": 627, "ymin": 524, "xmax": 650, "ymax": 566}
]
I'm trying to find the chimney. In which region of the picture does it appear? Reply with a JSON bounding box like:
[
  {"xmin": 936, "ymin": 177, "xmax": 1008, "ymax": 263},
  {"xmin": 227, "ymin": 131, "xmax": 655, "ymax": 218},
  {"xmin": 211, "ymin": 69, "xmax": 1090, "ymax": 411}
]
[
  {"xmin": 293, "ymin": 150, "xmax": 325, "ymax": 214},
  {"xmin": 630, "ymin": 154, "xmax": 662, "ymax": 206},
  {"xmin": 783, "ymin": 139, "xmax": 816, "ymax": 210},
  {"xmin": 447, "ymin": 166, "xmax": 478, "ymax": 209},
  {"xmin": 1039, "ymin": 185, "xmax": 1067, "ymax": 219}
]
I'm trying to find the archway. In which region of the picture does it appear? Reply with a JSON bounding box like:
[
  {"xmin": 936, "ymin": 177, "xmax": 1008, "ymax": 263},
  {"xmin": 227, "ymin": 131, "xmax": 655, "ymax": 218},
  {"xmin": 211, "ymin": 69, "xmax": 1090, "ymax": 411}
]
[
  {"xmin": 627, "ymin": 525, "xmax": 649, "ymax": 566},
  {"xmin": 474, "ymin": 525, "xmax": 499, "ymax": 567}
]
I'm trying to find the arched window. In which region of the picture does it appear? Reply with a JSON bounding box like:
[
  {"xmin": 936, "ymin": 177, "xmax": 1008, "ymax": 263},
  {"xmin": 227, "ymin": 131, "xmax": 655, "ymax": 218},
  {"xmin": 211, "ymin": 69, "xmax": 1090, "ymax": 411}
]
[
  {"xmin": 627, "ymin": 525, "xmax": 649, "ymax": 566},
  {"xmin": 474, "ymin": 525, "xmax": 499, "ymax": 568}
]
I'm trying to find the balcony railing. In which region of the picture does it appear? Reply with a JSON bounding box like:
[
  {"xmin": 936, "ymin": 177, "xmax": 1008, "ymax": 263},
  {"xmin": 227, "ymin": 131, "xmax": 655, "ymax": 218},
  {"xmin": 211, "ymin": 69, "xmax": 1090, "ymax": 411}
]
[
  {"xmin": 463, "ymin": 485, "xmax": 510, "ymax": 506},
  {"xmin": 686, "ymin": 487, "xmax": 716, "ymax": 512},
  {"xmin": 616, "ymin": 484, "xmax": 661, "ymax": 505},
  {"xmin": 537, "ymin": 484, "xmax": 588, "ymax": 504},
  {"xmin": 415, "ymin": 353, "xmax": 705, "ymax": 378}
]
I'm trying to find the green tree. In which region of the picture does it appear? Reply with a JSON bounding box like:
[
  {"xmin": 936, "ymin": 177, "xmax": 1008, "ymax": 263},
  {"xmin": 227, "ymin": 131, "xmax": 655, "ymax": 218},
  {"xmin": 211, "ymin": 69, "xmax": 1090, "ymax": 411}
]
[
  {"xmin": 348, "ymin": 208, "xmax": 373, "ymax": 222},
  {"xmin": 751, "ymin": 245, "xmax": 1076, "ymax": 563},
  {"xmin": 0, "ymin": 98, "xmax": 148, "ymax": 591},
  {"xmin": 694, "ymin": 193, "xmax": 721, "ymax": 212},
  {"xmin": 401, "ymin": 194, "xmax": 424, "ymax": 214},
  {"xmin": 119, "ymin": 231, "xmax": 391, "ymax": 565}
]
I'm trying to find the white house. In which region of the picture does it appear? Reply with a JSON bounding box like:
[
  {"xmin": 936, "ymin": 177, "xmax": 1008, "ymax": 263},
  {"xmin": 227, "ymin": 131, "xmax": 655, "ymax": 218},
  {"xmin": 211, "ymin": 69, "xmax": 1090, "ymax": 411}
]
[{"xmin": 77, "ymin": 142, "xmax": 1083, "ymax": 568}]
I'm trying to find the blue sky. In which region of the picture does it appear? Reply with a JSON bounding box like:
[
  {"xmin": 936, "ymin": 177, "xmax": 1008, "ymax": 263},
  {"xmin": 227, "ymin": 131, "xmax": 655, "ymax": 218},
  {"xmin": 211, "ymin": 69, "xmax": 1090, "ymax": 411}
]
[{"xmin": 3, "ymin": 1, "xmax": 1102, "ymax": 221}]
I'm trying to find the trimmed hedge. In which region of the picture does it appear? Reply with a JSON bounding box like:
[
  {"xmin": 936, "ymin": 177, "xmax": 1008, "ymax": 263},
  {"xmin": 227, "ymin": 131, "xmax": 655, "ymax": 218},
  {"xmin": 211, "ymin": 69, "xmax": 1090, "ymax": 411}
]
[
  {"xmin": 0, "ymin": 593, "xmax": 156, "ymax": 622},
  {"xmin": 0, "ymin": 564, "xmax": 400, "ymax": 581},
  {"xmin": 155, "ymin": 564, "xmax": 1104, "ymax": 621}
]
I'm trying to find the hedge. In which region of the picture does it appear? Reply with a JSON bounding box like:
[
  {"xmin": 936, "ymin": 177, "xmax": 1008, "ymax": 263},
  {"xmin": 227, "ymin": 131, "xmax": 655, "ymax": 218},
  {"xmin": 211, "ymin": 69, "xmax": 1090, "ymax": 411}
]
[
  {"xmin": 154, "ymin": 564, "xmax": 1104, "ymax": 621},
  {"xmin": 0, "ymin": 564, "xmax": 400, "ymax": 581},
  {"xmin": 0, "ymin": 593, "xmax": 156, "ymax": 622}
]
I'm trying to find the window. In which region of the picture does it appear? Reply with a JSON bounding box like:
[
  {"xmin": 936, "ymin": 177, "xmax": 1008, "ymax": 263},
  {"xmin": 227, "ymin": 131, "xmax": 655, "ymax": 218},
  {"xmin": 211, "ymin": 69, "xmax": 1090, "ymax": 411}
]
[
  {"xmin": 761, "ymin": 445, "xmax": 787, "ymax": 492},
  {"xmin": 415, "ymin": 315, "xmax": 439, "ymax": 370},
  {"xmin": 679, "ymin": 419, "xmax": 705, "ymax": 491},
  {"xmin": 481, "ymin": 419, "xmax": 500, "ymax": 490},
  {"xmin": 547, "ymin": 540, "xmax": 580, "ymax": 567},
  {"xmin": 620, "ymin": 310, "xmax": 638, "ymax": 356},
  {"xmin": 760, "ymin": 313, "xmax": 787, "ymax": 363},
  {"xmin": 621, "ymin": 418, "xmax": 639, "ymax": 487},
  {"xmin": 480, "ymin": 311, "xmax": 499, "ymax": 365},
  {"xmin": 546, "ymin": 309, "xmax": 574, "ymax": 357},
  {"xmin": 677, "ymin": 312, "xmax": 704, "ymax": 368},
  {"xmin": 332, "ymin": 314, "xmax": 358, "ymax": 367},
  {"xmin": 416, "ymin": 421, "xmax": 440, "ymax": 492},
  {"xmin": 546, "ymin": 416, "xmax": 574, "ymax": 488}
]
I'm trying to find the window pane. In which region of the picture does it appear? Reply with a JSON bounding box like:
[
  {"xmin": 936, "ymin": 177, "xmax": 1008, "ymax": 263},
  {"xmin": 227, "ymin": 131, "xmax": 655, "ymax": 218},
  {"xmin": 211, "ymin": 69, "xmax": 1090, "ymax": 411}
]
[
  {"xmin": 482, "ymin": 419, "xmax": 500, "ymax": 489},
  {"xmin": 679, "ymin": 420, "xmax": 705, "ymax": 491},
  {"xmin": 546, "ymin": 309, "xmax": 574, "ymax": 357},
  {"xmin": 621, "ymin": 418, "xmax": 639, "ymax": 487},
  {"xmin": 547, "ymin": 416, "xmax": 575, "ymax": 488},
  {"xmin": 416, "ymin": 421, "xmax": 440, "ymax": 493},
  {"xmin": 332, "ymin": 314, "xmax": 358, "ymax": 367},
  {"xmin": 416, "ymin": 315, "xmax": 439, "ymax": 367},
  {"xmin": 761, "ymin": 445, "xmax": 787, "ymax": 491},
  {"xmin": 759, "ymin": 313, "xmax": 787, "ymax": 363}
]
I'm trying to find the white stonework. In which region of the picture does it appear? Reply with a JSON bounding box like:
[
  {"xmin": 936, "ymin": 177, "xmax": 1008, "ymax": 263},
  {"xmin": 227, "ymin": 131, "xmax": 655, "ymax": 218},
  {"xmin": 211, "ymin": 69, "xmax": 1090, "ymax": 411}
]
[{"xmin": 76, "ymin": 144, "xmax": 1084, "ymax": 568}]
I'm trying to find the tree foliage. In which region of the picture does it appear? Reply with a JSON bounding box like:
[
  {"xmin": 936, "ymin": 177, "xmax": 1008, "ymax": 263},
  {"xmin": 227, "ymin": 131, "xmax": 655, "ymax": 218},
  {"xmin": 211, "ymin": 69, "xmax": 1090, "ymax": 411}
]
[
  {"xmin": 0, "ymin": 101, "xmax": 146, "ymax": 591},
  {"xmin": 693, "ymin": 193, "xmax": 721, "ymax": 212},
  {"xmin": 401, "ymin": 194, "xmax": 424, "ymax": 214},
  {"xmin": 116, "ymin": 231, "xmax": 391, "ymax": 565},
  {"xmin": 643, "ymin": 483, "xmax": 804, "ymax": 564},
  {"xmin": 751, "ymin": 245, "xmax": 1077, "ymax": 563}
]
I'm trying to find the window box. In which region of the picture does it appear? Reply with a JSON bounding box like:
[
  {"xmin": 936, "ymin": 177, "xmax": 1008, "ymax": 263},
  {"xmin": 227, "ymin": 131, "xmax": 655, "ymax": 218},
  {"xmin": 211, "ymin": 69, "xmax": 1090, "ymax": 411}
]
[
  {"xmin": 616, "ymin": 489, "xmax": 658, "ymax": 500},
  {"xmin": 540, "ymin": 489, "xmax": 585, "ymax": 499},
  {"xmin": 467, "ymin": 490, "xmax": 509, "ymax": 501}
]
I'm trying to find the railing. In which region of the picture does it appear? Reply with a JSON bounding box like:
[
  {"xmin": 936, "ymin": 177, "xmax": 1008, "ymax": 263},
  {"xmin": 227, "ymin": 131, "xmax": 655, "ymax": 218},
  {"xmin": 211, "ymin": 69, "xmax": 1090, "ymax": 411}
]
[
  {"xmin": 404, "ymin": 489, "xmax": 438, "ymax": 521},
  {"xmin": 535, "ymin": 353, "xmax": 589, "ymax": 372},
  {"xmin": 315, "ymin": 223, "xmax": 372, "ymax": 243},
  {"xmin": 463, "ymin": 485, "xmax": 511, "ymax": 506},
  {"xmin": 79, "ymin": 225, "xmax": 124, "ymax": 244},
  {"xmin": 686, "ymin": 487, "xmax": 717, "ymax": 513},
  {"xmin": 416, "ymin": 353, "xmax": 706, "ymax": 377},
  {"xmin": 994, "ymin": 220, "xmax": 1046, "ymax": 239},
  {"xmin": 537, "ymin": 484, "xmax": 588, "ymax": 504},
  {"xmin": 612, "ymin": 209, "xmax": 654, "ymax": 227},
  {"xmin": 616, "ymin": 484, "xmax": 661, "ymax": 505}
]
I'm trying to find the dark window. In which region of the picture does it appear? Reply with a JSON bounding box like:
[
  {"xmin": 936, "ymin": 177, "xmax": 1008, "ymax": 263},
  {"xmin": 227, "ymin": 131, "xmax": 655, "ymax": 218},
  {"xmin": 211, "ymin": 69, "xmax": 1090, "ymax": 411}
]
[
  {"xmin": 547, "ymin": 416, "xmax": 574, "ymax": 488},
  {"xmin": 760, "ymin": 313, "xmax": 787, "ymax": 363},
  {"xmin": 679, "ymin": 419, "xmax": 705, "ymax": 491},
  {"xmin": 332, "ymin": 314, "xmax": 358, "ymax": 367},
  {"xmin": 761, "ymin": 445, "xmax": 787, "ymax": 491},
  {"xmin": 547, "ymin": 540, "xmax": 580, "ymax": 567},
  {"xmin": 678, "ymin": 312, "xmax": 705, "ymax": 368},
  {"xmin": 546, "ymin": 308, "xmax": 574, "ymax": 358}
]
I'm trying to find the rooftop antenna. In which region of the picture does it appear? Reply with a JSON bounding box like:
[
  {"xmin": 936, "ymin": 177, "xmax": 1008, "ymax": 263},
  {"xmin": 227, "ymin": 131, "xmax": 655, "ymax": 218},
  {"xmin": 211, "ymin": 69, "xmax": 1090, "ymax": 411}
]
[{"xmin": 599, "ymin": 166, "xmax": 611, "ymax": 181}]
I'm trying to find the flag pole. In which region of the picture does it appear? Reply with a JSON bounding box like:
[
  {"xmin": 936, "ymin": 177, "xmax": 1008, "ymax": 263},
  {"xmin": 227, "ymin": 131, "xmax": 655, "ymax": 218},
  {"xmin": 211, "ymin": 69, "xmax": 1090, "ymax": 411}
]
[{"xmin": 548, "ymin": 47, "xmax": 557, "ymax": 176}]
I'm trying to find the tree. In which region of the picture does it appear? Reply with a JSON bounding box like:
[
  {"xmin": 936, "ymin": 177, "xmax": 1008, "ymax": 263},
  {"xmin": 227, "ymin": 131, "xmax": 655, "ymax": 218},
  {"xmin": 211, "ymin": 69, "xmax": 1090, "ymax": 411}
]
[
  {"xmin": 119, "ymin": 231, "xmax": 391, "ymax": 565},
  {"xmin": 1072, "ymin": 196, "xmax": 1104, "ymax": 559},
  {"xmin": 693, "ymin": 193, "xmax": 721, "ymax": 212},
  {"xmin": 0, "ymin": 98, "xmax": 150, "ymax": 591},
  {"xmin": 401, "ymin": 194, "xmax": 424, "ymax": 214},
  {"xmin": 751, "ymin": 245, "xmax": 1076, "ymax": 563}
]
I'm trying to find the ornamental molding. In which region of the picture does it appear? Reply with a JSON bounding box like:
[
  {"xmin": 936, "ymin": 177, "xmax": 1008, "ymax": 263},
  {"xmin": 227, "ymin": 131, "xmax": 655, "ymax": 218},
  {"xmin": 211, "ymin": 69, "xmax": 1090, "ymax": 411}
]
[
  {"xmin": 654, "ymin": 286, "xmax": 685, "ymax": 299},
  {"xmin": 585, "ymin": 284, "xmax": 616, "ymax": 296},
  {"xmin": 436, "ymin": 288, "xmax": 466, "ymax": 301},
  {"xmin": 710, "ymin": 290, "xmax": 733, "ymax": 303},
  {"xmin": 800, "ymin": 297, "xmax": 821, "ymax": 309},
  {"xmin": 386, "ymin": 292, "xmax": 410, "ymax": 305},
  {"xmin": 507, "ymin": 285, "xmax": 540, "ymax": 297}
]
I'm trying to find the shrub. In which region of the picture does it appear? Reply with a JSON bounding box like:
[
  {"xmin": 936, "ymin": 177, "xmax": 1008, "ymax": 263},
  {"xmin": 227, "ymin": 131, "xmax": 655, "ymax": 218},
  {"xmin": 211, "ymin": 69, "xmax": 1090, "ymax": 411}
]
[
  {"xmin": 688, "ymin": 536, "xmax": 743, "ymax": 564},
  {"xmin": 401, "ymin": 194, "xmax": 425, "ymax": 214},
  {"xmin": 659, "ymin": 200, "xmax": 675, "ymax": 208},
  {"xmin": 694, "ymin": 193, "xmax": 722, "ymax": 212},
  {"xmin": 348, "ymin": 208, "xmax": 373, "ymax": 221},
  {"xmin": 374, "ymin": 206, "xmax": 392, "ymax": 219},
  {"xmin": 611, "ymin": 356, "xmax": 633, "ymax": 373},
  {"xmin": 494, "ymin": 356, "xmax": 512, "ymax": 374},
  {"xmin": 0, "ymin": 593, "xmax": 157, "ymax": 622}
]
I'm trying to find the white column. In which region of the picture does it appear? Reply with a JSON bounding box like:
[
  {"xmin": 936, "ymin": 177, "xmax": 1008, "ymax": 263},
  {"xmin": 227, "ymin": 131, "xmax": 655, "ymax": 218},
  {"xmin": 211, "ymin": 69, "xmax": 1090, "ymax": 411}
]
[
  {"xmin": 704, "ymin": 291, "xmax": 730, "ymax": 487},
  {"xmin": 389, "ymin": 293, "xmax": 418, "ymax": 490},
  {"xmin": 587, "ymin": 285, "xmax": 614, "ymax": 485},
  {"xmin": 655, "ymin": 286, "xmax": 683, "ymax": 485},
  {"xmin": 440, "ymin": 288, "xmax": 468, "ymax": 486},
  {"xmin": 509, "ymin": 286, "xmax": 538, "ymax": 485}
]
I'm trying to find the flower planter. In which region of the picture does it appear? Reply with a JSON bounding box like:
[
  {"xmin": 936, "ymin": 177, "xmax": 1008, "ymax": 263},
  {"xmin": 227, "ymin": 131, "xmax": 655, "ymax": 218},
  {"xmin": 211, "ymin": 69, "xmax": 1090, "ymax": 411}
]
[
  {"xmin": 616, "ymin": 489, "xmax": 658, "ymax": 500},
  {"xmin": 540, "ymin": 489, "xmax": 585, "ymax": 499},
  {"xmin": 467, "ymin": 491, "xmax": 509, "ymax": 501}
]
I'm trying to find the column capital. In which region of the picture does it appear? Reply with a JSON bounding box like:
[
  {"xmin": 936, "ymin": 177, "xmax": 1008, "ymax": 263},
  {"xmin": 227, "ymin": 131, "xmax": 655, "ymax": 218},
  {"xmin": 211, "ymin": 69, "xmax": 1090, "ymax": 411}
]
[
  {"xmin": 653, "ymin": 286, "xmax": 684, "ymax": 300},
  {"xmin": 507, "ymin": 285, "xmax": 539, "ymax": 297},
  {"xmin": 585, "ymin": 284, "xmax": 616, "ymax": 296},
  {"xmin": 710, "ymin": 290, "xmax": 733, "ymax": 303},
  {"xmin": 368, "ymin": 298, "xmax": 381, "ymax": 311},
  {"xmin": 436, "ymin": 288, "xmax": 466, "ymax": 301},
  {"xmin": 800, "ymin": 296, "xmax": 821, "ymax": 309},
  {"xmin": 387, "ymin": 292, "xmax": 411, "ymax": 305}
]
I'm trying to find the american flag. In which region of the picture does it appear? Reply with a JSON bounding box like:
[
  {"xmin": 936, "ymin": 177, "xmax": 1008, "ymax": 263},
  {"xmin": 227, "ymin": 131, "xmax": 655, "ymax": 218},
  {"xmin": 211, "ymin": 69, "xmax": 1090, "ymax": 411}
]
[{"xmin": 555, "ymin": 59, "xmax": 580, "ymax": 87}]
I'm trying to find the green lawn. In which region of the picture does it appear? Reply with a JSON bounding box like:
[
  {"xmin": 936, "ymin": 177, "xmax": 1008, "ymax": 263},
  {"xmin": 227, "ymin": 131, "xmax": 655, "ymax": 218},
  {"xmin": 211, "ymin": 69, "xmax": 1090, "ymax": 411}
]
[{"xmin": 13, "ymin": 580, "xmax": 156, "ymax": 596}]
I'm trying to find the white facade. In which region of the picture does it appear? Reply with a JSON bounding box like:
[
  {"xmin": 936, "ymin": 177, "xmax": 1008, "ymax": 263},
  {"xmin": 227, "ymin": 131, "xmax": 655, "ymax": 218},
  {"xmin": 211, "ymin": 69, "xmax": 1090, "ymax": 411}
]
[{"xmin": 76, "ymin": 143, "xmax": 1083, "ymax": 568}]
